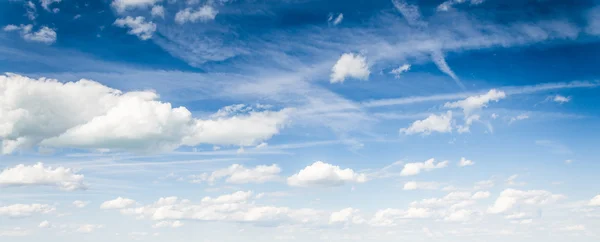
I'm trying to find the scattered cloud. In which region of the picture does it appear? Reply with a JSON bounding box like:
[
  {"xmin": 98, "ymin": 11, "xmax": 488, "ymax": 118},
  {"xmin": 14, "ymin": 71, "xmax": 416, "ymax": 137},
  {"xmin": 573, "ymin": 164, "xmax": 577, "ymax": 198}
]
[
  {"xmin": 391, "ymin": 0, "xmax": 425, "ymax": 26},
  {"xmin": 487, "ymin": 189, "xmax": 565, "ymax": 214},
  {"xmin": 73, "ymin": 200, "xmax": 90, "ymax": 208},
  {"xmin": 431, "ymin": 50, "xmax": 463, "ymax": 88},
  {"xmin": 38, "ymin": 220, "xmax": 50, "ymax": 228},
  {"xmin": 400, "ymin": 111, "xmax": 453, "ymax": 135},
  {"xmin": 552, "ymin": 95, "xmax": 571, "ymax": 103},
  {"xmin": 175, "ymin": 5, "xmax": 218, "ymax": 24},
  {"xmin": 589, "ymin": 195, "xmax": 600, "ymax": 206},
  {"xmin": 328, "ymin": 13, "xmax": 344, "ymax": 26},
  {"xmin": 403, "ymin": 181, "xmax": 440, "ymax": 190},
  {"xmin": 3, "ymin": 24, "xmax": 57, "ymax": 44},
  {"xmin": 561, "ymin": 225, "xmax": 586, "ymax": 231},
  {"xmin": 445, "ymin": 89, "xmax": 506, "ymax": 115},
  {"xmin": 100, "ymin": 197, "xmax": 136, "ymax": 209},
  {"xmin": 509, "ymin": 114, "xmax": 530, "ymax": 124},
  {"xmin": 152, "ymin": 220, "xmax": 184, "ymax": 228},
  {"xmin": 191, "ymin": 164, "xmax": 281, "ymax": 184},
  {"xmin": 77, "ymin": 224, "xmax": 103, "ymax": 233},
  {"xmin": 329, "ymin": 208, "xmax": 365, "ymax": 225},
  {"xmin": 390, "ymin": 64, "xmax": 411, "ymax": 78},
  {"xmin": 111, "ymin": 0, "xmax": 161, "ymax": 13},
  {"xmin": 151, "ymin": 5, "xmax": 165, "ymax": 18},
  {"xmin": 114, "ymin": 16, "xmax": 156, "ymax": 40},
  {"xmin": 287, "ymin": 161, "xmax": 367, "ymax": 187},
  {"xmin": 0, "ymin": 204, "xmax": 55, "ymax": 217},
  {"xmin": 458, "ymin": 157, "xmax": 475, "ymax": 167},
  {"xmin": 0, "ymin": 163, "xmax": 85, "ymax": 191},
  {"xmin": 330, "ymin": 53, "xmax": 370, "ymax": 83},
  {"xmin": 437, "ymin": 0, "xmax": 485, "ymax": 12},
  {"xmin": 400, "ymin": 158, "xmax": 448, "ymax": 176}
]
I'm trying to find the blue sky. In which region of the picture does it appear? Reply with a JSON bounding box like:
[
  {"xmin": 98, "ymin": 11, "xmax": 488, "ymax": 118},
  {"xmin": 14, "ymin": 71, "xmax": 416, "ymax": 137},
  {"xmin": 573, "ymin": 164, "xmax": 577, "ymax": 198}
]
[{"xmin": 1, "ymin": 0, "xmax": 600, "ymax": 241}]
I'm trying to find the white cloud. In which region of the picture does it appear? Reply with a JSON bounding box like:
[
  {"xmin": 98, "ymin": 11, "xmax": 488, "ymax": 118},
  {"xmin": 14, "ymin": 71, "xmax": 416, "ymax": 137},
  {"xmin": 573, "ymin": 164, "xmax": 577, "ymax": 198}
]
[
  {"xmin": 38, "ymin": 220, "xmax": 50, "ymax": 228},
  {"xmin": 77, "ymin": 224, "xmax": 103, "ymax": 233},
  {"xmin": 100, "ymin": 197, "xmax": 136, "ymax": 209},
  {"xmin": 391, "ymin": 0, "xmax": 425, "ymax": 26},
  {"xmin": 444, "ymin": 89, "xmax": 506, "ymax": 115},
  {"xmin": 509, "ymin": 114, "xmax": 529, "ymax": 124},
  {"xmin": 562, "ymin": 225, "xmax": 586, "ymax": 231},
  {"xmin": 487, "ymin": 189, "xmax": 565, "ymax": 214},
  {"xmin": 552, "ymin": 95, "xmax": 571, "ymax": 103},
  {"xmin": 152, "ymin": 220, "xmax": 184, "ymax": 228},
  {"xmin": 0, "ymin": 74, "xmax": 290, "ymax": 154},
  {"xmin": 114, "ymin": 16, "xmax": 156, "ymax": 40},
  {"xmin": 328, "ymin": 13, "xmax": 343, "ymax": 26},
  {"xmin": 0, "ymin": 163, "xmax": 85, "ymax": 191},
  {"xmin": 73, "ymin": 200, "xmax": 90, "ymax": 208},
  {"xmin": 287, "ymin": 161, "xmax": 367, "ymax": 187},
  {"xmin": 403, "ymin": 181, "xmax": 440, "ymax": 190},
  {"xmin": 151, "ymin": 5, "xmax": 165, "ymax": 18},
  {"xmin": 3, "ymin": 24, "xmax": 56, "ymax": 44},
  {"xmin": 175, "ymin": 5, "xmax": 218, "ymax": 24},
  {"xmin": 400, "ymin": 158, "xmax": 448, "ymax": 176},
  {"xmin": 0, "ymin": 227, "xmax": 30, "ymax": 237},
  {"xmin": 329, "ymin": 208, "xmax": 364, "ymax": 225},
  {"xmin": 369, "ymin": 208, "xmax": 433, "ymax": 226},
  {"xmin": 40, "ymin": 0, "xmax": 61, "ymax": 11},
  {"xmin": 458, "ymin": 157, "xmax": 474, "ymax": 167},
  {"xmin": 472, "ymin": 191, "xmax": 491, "ymax": 199},
  {"xmin": 191, "ymin": 164, "xmax": 281, "ymax": 184},
  {"xmin": 437, "ymin": 0, "xmax": 484, "ymax": 12},
  {"xmin": 0, "ymin": 204, "xmax": 55, "ymax": 217},
  {"xmin": 431, "ymin": 50, "xmax": 462, "ymax": 88},
  {"xmin": 25, "ymin": 1, "xmax": 37, "ymax": 20},
  {"xmin": 589, "ymin": 195, "xmax": 600, "ymax": 206},
  {"xmin": 330, "ymin": 53, "xmax": 370, "ymax": 83},
  {"xmin": 400, "ymin": 111, "xmax": 453, "ymax": 135},
  {"xmin": 111, "ymin": 0, "xmax": 161, "ymax": 13},
  {"xmin": 390, "ymin": 64, "xmax": 411, "ymax": 78},
  {"xmin": 201, "ymin": 191, "xmax": 253, "ymax": 204}
]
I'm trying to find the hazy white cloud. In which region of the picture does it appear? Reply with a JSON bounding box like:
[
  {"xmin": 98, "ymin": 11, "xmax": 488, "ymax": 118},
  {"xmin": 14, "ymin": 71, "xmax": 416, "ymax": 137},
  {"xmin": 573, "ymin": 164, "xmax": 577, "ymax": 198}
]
[
  {"xmin": 400, "ymin": 111, "xmax": 453, "ymax": 135},
  {"xmin": 328, "ymin": 13, "xmax": 344, "ymax": 26},
  {"xmin": 0, "ymin": 227, "xmax": 30, "ymax": 237},
  {"xmin": 73, "ymin": 200, "xmax": 90, "ymax": 208},
  {"xmin": 114, "ymin": 16, "xmax": 156, "ymax": 40},
  {"xmin": 589, "ymin": 195, "xmax": 600, "ymax": 206},
  {"xmin": 431, "ymin": 50, "xmax": 462, "ymax": 88},
  {"xmin": 391, "ymin": 0, "xmax": 425, "ymax": 26},
  {"xmin": 437, "ymin": 0, "xmax": 484, "ymax": 11},
  {"xmin": 562, "ymin": 225, "xmax": 586, "ymax": 231},
  {"xmin": 329, "ymin": 208, "xmax": 364, "ymax": 225},
  {"xmin": 403, "ymin": 181, "xmax": 440, "ymax": 190},
  {"xmin": 0, "ymin": 74, "xmax": 290, "ymax": 154},
  {"xmin": 151, "ymin": 5, "xmax": 165, "ymax": 18},
  {"xmin": 3, "ymin": 24, "xmax": 56, "ymax": 44},
  {"xmin": 509, "ymin": 114, "xmax": 529, "ymax": 124},
  {"xmin": 330, "ymin": 53, "xmax": 370, "ymax": 83},
  {"xmin": 400, "ymin": 158, "xmax": 448, "ymax": 176},
  {"xmin": 77, "ymin": 224, "xmax": 103, "ymax": 233},
  {"xmin": 175, "ymin": 5, "xmax": 217, "ymax": 24},
  {"xmin": 191, "ymin": 164, "xmax": 281, "ymax": 184},
  {"xmin": 390, "ymin": 64, "xmax": 411, "ymax": 78},
  {"xmin": 152, "ymin": 220, "xmax": 184, "ymax": 228},
  {"xmin": 458, "ymin": 157, "xmax": 474, "ymax": 167},
  {"xmin": 100, "ymin": 197, "xmax": 136, "ymax": 209},
  {"xmin": 0, "ymin": 163, "xmax": 85, "ymax": 191},
  {"xmin": 38, "ymin": 220, "xmax": 50, "ymax": 228},
  {"xmin": 111, "ymin": 0, "xmax": 161, "ymax": 13},
  {"xmin": 472, "ymin": 191, "xmax": 491, "ymax": 199},
  {"xmin": 369, "ymin": 208, "xmax": 433, "ymax": 226},
  {"xmin": 488, "ymin": 189, "xmax": 565, "ymax": 214},
  {"xmin": 552, "ymin": 95, "xmax": 571, "ymax": 103},
  {"xmin": 287, "ymin": 161, "xmax": 367, "ymax": 187},
  {"xmin": 0, "ymin": 204, "xmax": 55, "ymax": 217},
  {"xmin": 445, "ymin": 89, "xmax": 506, "ymax": 115}
]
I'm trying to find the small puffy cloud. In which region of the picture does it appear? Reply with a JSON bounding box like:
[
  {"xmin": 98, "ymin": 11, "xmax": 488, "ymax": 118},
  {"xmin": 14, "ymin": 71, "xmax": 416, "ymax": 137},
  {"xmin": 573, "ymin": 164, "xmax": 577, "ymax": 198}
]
[
  {"xmin": 0, "ymin": 163, "xmax": 85, "ymax": 191},
  {"xmin": 3, "ymin": 24, "xmax": 56, "ymax": 44},
  {"xmin": 0, "ymin": 204, "xmax": 55, "ymax": 217},
  {"xmin": 111, "ymin": 0, "xmax": 161, "ymax": 13},
  {"xmin": 0, "ymin": 74, "xmax": 290, "ymax": 154},
  {"xmin": 458, "ymin": 157, "xmax": 474, "ymax": 167},
  {"xmin": 152, "ymin": 220, "xmax": 184, "ymax": 228},
  {"xmin": 328, "ymin": 13, "xmax": 343, "ymax": 26},
  {"xmin": 73, "ymin": 200, "xmax": 90, "ymax": 208},
  {"xmin": 38, "ymin": 220, "xmax": 50, "ymax": 228},
  {"xmin": 329, "ymin": 208, "xmax": 364, "ymax": 225},
  {"xmin": 175, "ymin": 5, "xmax": 218, "ymax": 24},
  {"xmin": 77, "ymin": 224, "xmax": 103, "ymax": 233},
  {"xmin": 191, "ymin": 164, "xmax": 281, "ymax": 184},
  {"xmin": 487, "ymin": 189, "xmax": 565, "ymax": 214},
  {"xmin": 589, "ymin": 195, "xmax": 600, "ymax": 206},
  {"xmin": 400, "ymin": 111, "xmax": 453, "ymax": 135},
  {"xmin": 472, "ymin": 191, "xmax": 491, "ymax": 199},
  {"xmin": 40, "ymin": 0, "xmax": 61, "ymax": 11},
  {"xmin": 114, "ymin": 16, "xmax": 156, "ymax": 40},
  {"xmin": 445, "ymin": 89, "xmax": 506, "ymax": 115},
  {"xmin": 151, "ymin": 5, "xmax": 165, "ymax": 18},
  {"xmin": 400, "ymin": 158, "xmax": 448, "ymax": 176},
  {"xmin": 403, "ymin": 181, "xmax": 440, "ymax": 190},
  {"xmin": 390, "ymin": 64, "xmax": 411, "ymax": 78},
  {"xmin": 330, "ymin": 53, "xmax": 370, "ymax": 83},
  {"xmin": 551, "ymin": 95, "xmax": 571, "ymax": 103},
  {"xmin": 287, "ymin": 161, "xmax": 367, "ymax": 187},
  {"xmin": 100, "ymin": 197, "xmax": 136, "ymax": 209}
]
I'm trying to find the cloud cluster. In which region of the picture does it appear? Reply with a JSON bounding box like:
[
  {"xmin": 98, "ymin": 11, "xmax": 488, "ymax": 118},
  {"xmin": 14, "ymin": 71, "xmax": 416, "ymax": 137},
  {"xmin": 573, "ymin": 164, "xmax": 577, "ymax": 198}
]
[
  {"xmin": 287, "ymin": 161, "xmax": 367, "ymax": 187},
  {"xmin": 0, "ymin": 163, "xmax": 85, "ymax": 191},
  {"xmin": 0, "ymin": 74, "xmax": 290, "ymax": 154},
  {"xmin": 114, "ymin": 16, "xmax": 156, "ymax": 40},
  {"xmin": 3, "ymin": 24, "xmax": 56, "ymax": 44},
  {"xmin": 487, "ymin": 189, "xmax": 565, "ymax": 214},
  {"xmin": 175, "ymin": 5, "xmax": 218, "ymax": 24}
]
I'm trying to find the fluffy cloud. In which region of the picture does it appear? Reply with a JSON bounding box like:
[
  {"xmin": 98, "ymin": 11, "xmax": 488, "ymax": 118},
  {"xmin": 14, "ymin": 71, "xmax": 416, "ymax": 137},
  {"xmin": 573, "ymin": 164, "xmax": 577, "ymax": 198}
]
[
  {"xmin": 400, "ymin": 111, "xmax": 453, "ymax": 135},
  {"xmin": 38, "ymin": 220, "xmax": 50, "ymax": 228},
  {"xmin": 287, "ymin": 161, "xmax": 367, "ymax": 187},
  {"xmin": 0, "ymin": 74, "xmax": 290, "ymax": 154},
  {"xmin": 191, "ymin": 164, "xmax": 281, "ymax": 184},
  {"xmin": 201, "ymin": 191, "xmax": 253, "ymax": 204},
  {"xmin": 472, "ymin": 191, "xmax": 491, "ymax": 199},
  {"xmin": 151, "ymin": 5, "xmax": 165, "ymax": 18},
  {"xmin": 73, "ymin": 200, "xmax": 90, "ymax": 208},
  {"xmin": 3, "ymin": 24, "xmax": 56, "ymax": 44},
  {"xmin": 400, "ymin": 158, "xmax": 448, "ymax": 176},
  {"xmin": 40, "ymin": 0, "xmax": 61, "ymax": 11},
  {"xmin": 458, "ymin": 157, "xmax": 474, "ymax": 167},
  {"xmin": 77, "ymin": 224, "xmax": 103, "ymax": 233},
  {"xmin": 403, "ymin": 181, "xmax": 440, "ymax": 190},
  {"xmin": 114, "ymin": 16, "xmax": 156, "ymax": 40},
  {"xmin": 152, "ymin": 220, "xmax": 184, "ymax": 228},
  {"xmin": 444, "ymin": 89, "xmax": 506, "ymax": 115},
  {"xmin": 390, "ymin": 64, "xmax": 411, "ymax": 78},
  {"xmin": 329, "ymin": 208, "xmax": 364, "ymax": 225},
  {"xmin": 488, "ymin": 189, "xmax": 565, "ymax": 214},
  {"xmin": 100, "ymin": 197, "xmax": 136, "ymax": 209},
  {"xmin": 552, "ymin": 95, "xmax": 571, "ymax": 103},
  {"xmin": 175, "ymin": 5, "xmax": 218, "ymax": 24},
  {"xmin": 589, "ymin": 195, "xmax": 600, "ymax": 206},
  {"xmin": 111, "ymin": 0, "xmax": 161, "ymax": 13},
  {"xmin": 330, "ymin": 53, "xmax": 370, "ymax": 83},
  {"xmin": 369, "ymin": 208, "xmax": 433, "ymax": 226},
  {"xmin": 0, "ymin": 204, "xmax": 55, "ymax": 217},
  {"xmin": 0, "ymin": 163, "xmax": 85, "ymax": 191}
]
